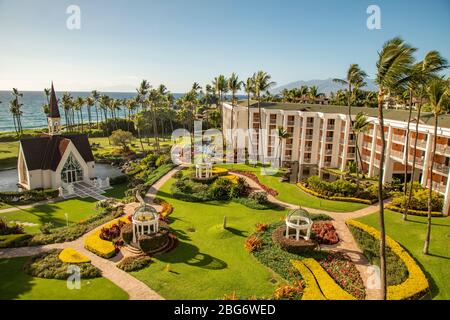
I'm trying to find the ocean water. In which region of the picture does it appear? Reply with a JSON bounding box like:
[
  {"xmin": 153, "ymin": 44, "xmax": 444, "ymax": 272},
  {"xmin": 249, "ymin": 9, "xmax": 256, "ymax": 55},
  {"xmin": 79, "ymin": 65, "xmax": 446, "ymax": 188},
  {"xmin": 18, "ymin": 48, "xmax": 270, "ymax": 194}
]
[{"xmin": 0, "ymin": 91, "xmax": 185, "ymax": 132}]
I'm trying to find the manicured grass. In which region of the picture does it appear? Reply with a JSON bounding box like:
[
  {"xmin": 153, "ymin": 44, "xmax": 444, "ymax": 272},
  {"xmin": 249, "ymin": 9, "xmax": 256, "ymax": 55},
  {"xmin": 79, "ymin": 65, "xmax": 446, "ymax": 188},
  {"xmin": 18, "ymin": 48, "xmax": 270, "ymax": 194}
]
[
  {"xmin": 0, "ymin": 257, "xmax": 128, "ymax": 300},
  {"xmin": 0, "ymin": 202, "xmax": 11, "ymax": 210},
  {"xmin": 216, "ymin": 164, "xmax": 368, "ymax": 212},
  {"xmin": 356, "ymin": 210, "xmax": 450, "ymax": 300},
  {"xmin": 90, "ymin": 136, "xmax": 171, "ymax": 156},
  {"xmin": 1, "ymin": 198, "xmax": 100, "ymax": 234},
  {"xmin": 130, "ymin": 177, "xmax": 288, "ymax": 299},
  {"xmin": 0, "ymin": 141, "xmax": 19, "ymax": 170}
]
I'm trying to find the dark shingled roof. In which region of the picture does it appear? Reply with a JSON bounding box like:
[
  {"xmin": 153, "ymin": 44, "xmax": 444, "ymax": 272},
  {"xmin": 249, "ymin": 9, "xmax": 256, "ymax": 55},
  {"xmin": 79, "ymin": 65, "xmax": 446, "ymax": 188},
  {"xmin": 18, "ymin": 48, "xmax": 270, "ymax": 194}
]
[
  {"xmin": 20, "ymin": 134, "xmax": 94, "ymax": 171},
  {"xmin": 236, "ymin": 100, "xmax": 450, "ymax": 129},
  {"xmin": 48, "ymin": 82, "xmax": 61, "ymax": 118}
]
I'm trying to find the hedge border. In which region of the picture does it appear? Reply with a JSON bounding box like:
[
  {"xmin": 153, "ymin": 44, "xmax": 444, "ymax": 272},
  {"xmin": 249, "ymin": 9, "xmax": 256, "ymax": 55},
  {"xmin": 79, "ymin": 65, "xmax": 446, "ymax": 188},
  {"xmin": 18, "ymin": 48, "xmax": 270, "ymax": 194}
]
[
  {"xmin": 385, "ymin": 204, "xmax": 443, "ymax": 217},
  {"xmin": 297, "ymin": 183, "xmax": 375, "ymax": 205},
  {"xmin": 346, "ymin": 219, "xmax": 430, "ymax": 300}
]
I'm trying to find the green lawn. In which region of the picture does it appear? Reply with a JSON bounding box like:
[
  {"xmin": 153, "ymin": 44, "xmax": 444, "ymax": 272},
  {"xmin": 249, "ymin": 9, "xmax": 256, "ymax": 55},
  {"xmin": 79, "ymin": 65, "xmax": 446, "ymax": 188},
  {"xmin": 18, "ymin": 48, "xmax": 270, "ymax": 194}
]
[
  {"xmin": 0, "ymin": 141, "xmax": 19, "ymax": 170},
  {"xmin": 1, "ymin": 183, "xmax": 127, "ymax": 234},
  {"xmin": 356, "ymin": 210, "xmax": 450, "ymax": 300},
  {"xmin": 130, "ymin": 177, "xmax": 288, "ymax": 299},
  {"xmin": 0, "ymin": 257, "xmax": 128, "ymax": 300},
  {"xmin": 216, "ymin": 164, "xmax": 368, "ymax": 213}
]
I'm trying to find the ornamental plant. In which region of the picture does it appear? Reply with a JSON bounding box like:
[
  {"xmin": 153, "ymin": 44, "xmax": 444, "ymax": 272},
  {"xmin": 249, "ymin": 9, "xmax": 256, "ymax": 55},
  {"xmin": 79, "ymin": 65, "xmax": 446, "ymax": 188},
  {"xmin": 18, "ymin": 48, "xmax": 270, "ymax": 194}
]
[{"xmin": 245, "ymin": 235, "xmax": 263, "ymax": 253}]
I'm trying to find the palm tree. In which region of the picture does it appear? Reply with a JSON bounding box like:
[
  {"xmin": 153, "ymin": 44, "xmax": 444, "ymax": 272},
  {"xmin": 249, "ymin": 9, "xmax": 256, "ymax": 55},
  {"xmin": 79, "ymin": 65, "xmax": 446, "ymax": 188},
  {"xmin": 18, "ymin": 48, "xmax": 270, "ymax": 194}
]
[
  {"xmin": 254, "ymin": 71, "xmax": 276, "ymax": 164},
  {"xmin": 423, "ymin": 77, "xmax": 449, "ymax": 254},
  {"xmin": 148, "ymin": 89, "xmax": 161, "ymax": 151},
  {"xmin": 61, "ymin": 92, "xmax": 73, "ymax": 132},
  {"xmin": 85, "ymin": 96, "xmax": 94, "ymax": 130},
  {"xmin": 243, "ymin": 77, "xmax": 254, "ymax": 130},
  {"xmin": 277, "ymin": 127, "xmax": 291, "ymax": 167},
  {"xmin": 74, "ymin": 97, "xmax": 85, "ymax": 132},
  {"xmin": 91, "ymin": 90, "xmax": 101, "ymax": 128},
  {"xmin": 405, "ymin": 51, "xmax": 448, "ymax": 221},
  {"xmin": 307, "ymin": 86, "xmax": 324, "ymax": 102},
  {"xmin": 352, "ymin": 112, "xmax": 370, "ymax": 180},
  {"xmin": 374, "ymin": 37, "xmax": 416, "ymax": 299},
  {"xmin": 137, "ymin": 80, "xmax": 151, "ymax": 111},
  {"xmin": 227, "ymin": 73, "xmax": 243, "ymax": 138}
]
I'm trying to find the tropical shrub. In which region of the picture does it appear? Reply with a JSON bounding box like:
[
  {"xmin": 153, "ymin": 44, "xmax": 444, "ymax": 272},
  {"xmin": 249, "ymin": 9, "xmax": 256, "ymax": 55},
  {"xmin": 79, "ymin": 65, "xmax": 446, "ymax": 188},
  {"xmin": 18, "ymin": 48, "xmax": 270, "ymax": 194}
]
[
  {"xmin": 138, "ymin": 232, "xmax": 169, "ymax": 253},
  {"xmin": 391, "ymin": 187, "xmax": 443, "ymax": 212},
  {"xmin": 24, "ymin": 250, "xmax": 100, "ymax": 279},
  {"xmin": 311, "ymin": 222, "xmax": 339, "ymax": 245},
  {"xmin": 273, "ymin": 281, "xmax": 303, "ymax": 300},
  {"xmin": 0, "ymin": 189, "xmax": 59, "ymax": 204},
  {"xmin": 0, "ymin": 218, "xmax": 24, "ymax": 235},
  {"xmin": 117, "ymin": 255, "xmax": 152, "ymax": 272},
  {"xmin": 210, "ymin": 178, "xmax": 232, "ymax": 200},
  {"xmin": 255, "ymin": 223, "xmax": 268, "ymax": 232},
  {"xmin": 244, "ymin": 235, "xmax": 263, "ymax": 253},
  {"xmin": 120, "ymin": 223, "xmax": 133, "ymax": 244},
  {"xmin": 154, "ymin": 198, "xmax": 174, "ymax": 218},
  {"xmin": 347, "ymin": 220, "xmax": 429, "ymax": 300},
  {"xmin": 385, "ymin": 204, "xmax": 443, "ymax": 217},
  {"xmin": 297, "ymin": 183, "xmax": 374, "ymax": 204},
  {"xmin": 40, "ymin": 222, "xmax": 54, "ymax": 235},
  {"xmin": 229, "ymin": 170, "xmax": 278, "ymax": 196},
  {"xmin": 58, "ymin": 248, "xmax": 90, "ymax": 264},
  {"xmin": 0, "ymin": 234, "xmax": 31, "ymax": 248}
]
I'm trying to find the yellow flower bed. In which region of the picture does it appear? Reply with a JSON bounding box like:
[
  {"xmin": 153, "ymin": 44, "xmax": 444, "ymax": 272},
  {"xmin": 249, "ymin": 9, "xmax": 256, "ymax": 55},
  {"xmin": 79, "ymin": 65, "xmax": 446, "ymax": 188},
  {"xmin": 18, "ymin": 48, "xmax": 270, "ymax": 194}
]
[
  {"xmin": 223, "ymin": 175, "xmax": 239, "ymax": 184},
  {"xmin": 58, "ymin": 248, "xmax": 90, "ymax": 264},
  {"xmin": 297, "ymin": 183, "xmax": 374, "ymax": 205},
  {"xmin": 212, "ymin": 167, "xmax": 229, "ymax": 176},
  {"xmin": 346, "ymin": 219, "xmax": 429, "ymax": 300},
  {"xmin": 385, "ymin": 204, "xmax": 443, "ymax": 217},
  {"xmin": 291, "ymin": 260, "xmax": 326, "ymax": 300},
  {"xmin": 302, "ymin": 258, "xmax": 357, "ymax": 300},
  {"xmin": 84, "ymin": 217, "xmax": 130, "ymax": 259}
]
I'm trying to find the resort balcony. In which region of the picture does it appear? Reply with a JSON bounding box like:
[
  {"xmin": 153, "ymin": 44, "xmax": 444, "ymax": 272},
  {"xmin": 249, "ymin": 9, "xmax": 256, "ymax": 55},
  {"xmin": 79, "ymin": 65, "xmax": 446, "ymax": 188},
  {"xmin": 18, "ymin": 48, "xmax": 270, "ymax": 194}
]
[
  {"xmin": 361, "ymin": 155, "xmax": 371, "ymax": 163},
  {"xmin": 392, "ymin": 134, "xmax": 405, "ymax": 143},
  {"xmin": 362, "ymin": 142, "xmax": 372, "ymax": 150},
  {"xmin": 304, "ymin": 146, "xmax": 312, "ymax": 152},
  {"xmin": 390, "ymin": 150, "xmax": 404, "ymax": 160},
  {"xmin": 284, "ymin": 155, "xmax": 292, "ymax": 161},
  {"xmin": 347, "ymin": 153, "xmax": 356, "ymax": 158},
  {"xmin": 429, "ymin": 181, "xmax": 447, "ymax": 194},
  {"xmin": 435, "ymin": 144, "xmax": 450, "ymax": 155},
  {"xmin": 433, "ymin": 163, "xmax": 450, "ymax": 175},
  {"xmin": 348, "ymin": 139, "xmax": 356, "ymax": 145},
  {"xmin": 287, "ymin": 120, "xmax": 295, "ymax": 126},
  {"xmin": 409, "ymin": 139, "xmax": 427, "ymax": 149},
  {"xmin": 326, "ymin": 124, "xmax": 335, "ymax": 130},
  {"xmin": 269, "ymin": 119, "xmax": 277, "ymax": 125},
  {"xmin": 306, "ymin": 123, "xmax": 314, "ymax": 128},
  {"xmin": 325, "ymin": 149, "xmax": 333, "ymax": 155},
  {"xmin": 325, "ymin": 137, "xmax": 334, "ymax": 143},
  {"xmin": 303, "ymin": 158, "xmax": 312, "ymax": 164},
  {"xmin": 407, "ymin": 157, "xmax": 424, "ymax": 167},
  {"xmin": 322, "ymin": 161, "xmax": 332, "ymax": 167},
  {"xmin": 305, "ymin": 134, "xmax": 313, "ymax": 140},
  {"xmin": 285, "ymin": 144, "xmax": 293, "ymax": 149}
]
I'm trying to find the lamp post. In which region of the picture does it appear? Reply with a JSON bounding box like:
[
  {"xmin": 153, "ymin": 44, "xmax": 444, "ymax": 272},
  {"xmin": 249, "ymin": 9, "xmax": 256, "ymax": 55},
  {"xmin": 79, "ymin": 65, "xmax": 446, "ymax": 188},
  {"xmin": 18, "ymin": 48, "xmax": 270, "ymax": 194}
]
[{"xmin": 64, "ymin": 213, "xmax": 68, "ymax": 227}]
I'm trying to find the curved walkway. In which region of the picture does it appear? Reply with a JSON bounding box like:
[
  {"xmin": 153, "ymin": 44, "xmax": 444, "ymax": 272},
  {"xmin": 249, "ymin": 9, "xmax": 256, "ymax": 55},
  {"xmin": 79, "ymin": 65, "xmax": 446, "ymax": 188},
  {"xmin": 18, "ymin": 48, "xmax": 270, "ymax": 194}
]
[
  {"xmin": 0, "ymin": 167, "xmax": 185, "ymax": 300},
  {"xmin": 233, "ymin": 172, "xmax": 384, "ymax": 300}
]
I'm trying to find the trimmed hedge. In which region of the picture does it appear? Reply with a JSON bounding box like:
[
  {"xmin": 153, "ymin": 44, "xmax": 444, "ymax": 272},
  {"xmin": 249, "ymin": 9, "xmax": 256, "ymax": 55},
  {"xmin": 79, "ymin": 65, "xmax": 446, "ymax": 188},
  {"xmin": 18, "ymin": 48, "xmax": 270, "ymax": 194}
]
[
  {"xmin": 385, "ymin": 204, "xmax": 443, "ymax": 217},
  {"xmin": 58, "ymin": 248, "xmax": 90, "ymax": 264},
  {"xmin": 0, "ymin": 189, "xmax": 59, "ymax": 204},
  {"xmin": 0, "ymin": 234, "xmax": 32, "ymax": 248},
  {"xmin": 138, "ymin": 232, "xmax": 169, "ymax": 253},
  {"xmin": 117, "ymin": 255, "xmax": 152, "ymax": 272},
  {"xmin": 271, "ymin": 225, "xmax": 318, "ymax": 254},
  {"xmin": 347, "ymin": 220, "xmax": 430, "ymax": 300},
  {"xmin": 291, "ymin": 260, "xmax": 325, "ymax": 300},
  {"xmin": 297, "ymin": 183, "xmax": 374, "ymax": 205}
]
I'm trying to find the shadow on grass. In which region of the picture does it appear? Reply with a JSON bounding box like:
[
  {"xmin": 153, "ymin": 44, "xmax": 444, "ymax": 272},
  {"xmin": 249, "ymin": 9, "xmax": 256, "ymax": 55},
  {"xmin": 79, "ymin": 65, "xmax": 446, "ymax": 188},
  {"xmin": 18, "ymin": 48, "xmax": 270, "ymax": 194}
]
[
  {"xmin": 157, "ymin": 241, "xmax": 227, "ymax": 270},
  {"xmin": 0, "ymin": 257, "xmax": 34, "ymax": 300}
]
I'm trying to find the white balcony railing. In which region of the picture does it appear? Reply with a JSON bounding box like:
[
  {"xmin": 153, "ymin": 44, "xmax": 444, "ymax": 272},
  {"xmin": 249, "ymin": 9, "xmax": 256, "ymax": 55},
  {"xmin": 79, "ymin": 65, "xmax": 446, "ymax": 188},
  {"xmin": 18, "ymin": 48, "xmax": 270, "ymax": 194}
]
[
  {"xmin": 410, "ymin": 139, "xmax": 427, "ymax": 149},
  {"xmin": 306, "ymin": 123, "xmax": 314, "ymax": 128},
  {"xmin": 305, "ymin": 134, "xmax": 313, "ymax": 140},
  {"xmin": 325, "ymin": 137, "xmax": 334, "ymax": 143},
  {"xmin": 392, "ymin": 134, "xmax": 405, "ymax": 143},
  {"xmin": 327, "ymin": 125, "xmax": 335, "ymax": 130},
  {"xmin": 433, "ymin": 163, "xmax": 450, "ymax": 175},
  {"xmin": 390, "ymin": 150, "xmax": 404, "ymax": 160},
  {"xmin": 347, "ymin": 153, "xmax": 356, "ymax": 158}
]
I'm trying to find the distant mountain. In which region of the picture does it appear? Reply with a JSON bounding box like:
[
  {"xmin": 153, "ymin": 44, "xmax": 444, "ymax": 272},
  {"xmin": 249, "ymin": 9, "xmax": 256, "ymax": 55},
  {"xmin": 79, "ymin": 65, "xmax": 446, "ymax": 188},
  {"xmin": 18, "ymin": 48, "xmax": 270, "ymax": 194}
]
[{"xmin": 271, "ymin": 78, "xmax": 377, "ymax": 96}]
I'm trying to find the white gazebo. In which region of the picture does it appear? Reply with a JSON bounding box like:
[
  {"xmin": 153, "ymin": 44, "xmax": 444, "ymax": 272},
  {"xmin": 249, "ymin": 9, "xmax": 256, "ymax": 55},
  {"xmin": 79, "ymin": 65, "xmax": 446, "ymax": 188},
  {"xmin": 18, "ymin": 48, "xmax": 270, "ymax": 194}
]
[
  {"xmin": 195, "ymin": 163, "xmax": 212, "ymax": 179},
  {"xmin": 132, "ymin": 204, "xmax": 160, "ymax": 243},
  {"xmin": 285, "ymin": 209, "xmax": 313, "ymax": 241}
]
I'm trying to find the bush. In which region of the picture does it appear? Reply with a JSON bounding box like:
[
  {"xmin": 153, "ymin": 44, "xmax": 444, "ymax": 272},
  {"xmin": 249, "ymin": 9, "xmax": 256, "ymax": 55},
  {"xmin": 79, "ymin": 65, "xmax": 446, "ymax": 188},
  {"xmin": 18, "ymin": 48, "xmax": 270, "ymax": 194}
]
[
  {"xmin": 229, "ymin": 170, "xmax": 278, "ymax": 196},
  {"xmin": 117, "ymin": 255, "xmax": 152, "ymax": 272},
  {"xmin": 58, "ymin": 248, "xmax": 90, "ymax": 263},
  {"xmin": 210, "ymin": 178, "xmax": 232, "ymax": 200},
  {"xmin": 173, "ymin": 171, "xmax": 183, "ymax": 179},
  {"xmin": 138, "ymin": 232, "xmax": 169, "ymax": 253},
  {"xmin": 392, "ymin": 188, "xmax": 443, "ymax": 212},
  {"xmin": 297, "ymin": 183, "xmax": 374, "ymax": 205},
  {"xmin": 40, "ymin": 222, "xmax": 54, "ymax": 235},
  {"xmin": 0, "ymin": 189, "xmax": 59, "ymax": 205},
  {"xmin": 255, "ymin": 223, "xmax": 268, "ymax": 232},
  {"xmin": 110, "ymin": 175, "xmax": 128, "ymax": 186},
  {"xmin": 271, "ymin": 226, "xmax": 318, "ymax": 254},
  {"xmin": 121, "ymin": 223, "xmax": 133, "ymax": 244},
  {"xmin": 24, "ymin": 250, "xmax": 100, "ymax": 279},
  {"xmin": 273, "ymin": 281, "xmax": 303, "ymax": 300},
  {"xmin": 141, "ymin": 153, "xmax": 160, "ymax": 168},
  {"xmin": 249, "ymin": 191, "xmax": 268, "ymax": 204},
  {"xmin": 233, "ymin": 197, "xmax": 280, "ymax": 210},
  {"xmin": 245, "ymin": 235, "xmax": 264, "ymax": 253},
  {"xmin": 385, "ymin": 204, "xmax": 443, "ymax": 217},
  {"xmin": 311, "ymin": 222, "xmax": 339, "ymax": 245},
  {"xmin": 0, "ymin": 218, "xmax": 24, "ymax": 235},
  {"xmin": 0, "ymin": 234, "xmax": 31, "ymax": 248}
]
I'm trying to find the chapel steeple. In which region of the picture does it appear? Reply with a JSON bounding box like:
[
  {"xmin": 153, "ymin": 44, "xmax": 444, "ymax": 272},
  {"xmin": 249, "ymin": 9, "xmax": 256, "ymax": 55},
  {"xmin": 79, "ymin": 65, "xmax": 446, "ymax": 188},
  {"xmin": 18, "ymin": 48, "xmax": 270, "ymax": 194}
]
[{"xmin": 48, "ymin": 82, "xmax": 61, "ymax": 135}]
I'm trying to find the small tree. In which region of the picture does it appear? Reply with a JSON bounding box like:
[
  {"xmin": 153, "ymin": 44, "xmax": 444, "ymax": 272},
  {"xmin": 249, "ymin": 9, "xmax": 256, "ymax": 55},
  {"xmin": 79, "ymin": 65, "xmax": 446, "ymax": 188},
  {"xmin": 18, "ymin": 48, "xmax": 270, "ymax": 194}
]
[{"xmin": 110, "ymin": 129, "xmax": 134, "ymax": 152}]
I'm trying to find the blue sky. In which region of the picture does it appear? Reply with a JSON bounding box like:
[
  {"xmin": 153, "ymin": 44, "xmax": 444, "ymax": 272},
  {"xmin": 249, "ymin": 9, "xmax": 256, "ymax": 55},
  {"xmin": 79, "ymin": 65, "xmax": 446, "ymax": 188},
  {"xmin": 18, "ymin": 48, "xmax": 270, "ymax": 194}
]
[{"xmin": 0, "ymin": 0, "xmax": 449, "ymax": 92}]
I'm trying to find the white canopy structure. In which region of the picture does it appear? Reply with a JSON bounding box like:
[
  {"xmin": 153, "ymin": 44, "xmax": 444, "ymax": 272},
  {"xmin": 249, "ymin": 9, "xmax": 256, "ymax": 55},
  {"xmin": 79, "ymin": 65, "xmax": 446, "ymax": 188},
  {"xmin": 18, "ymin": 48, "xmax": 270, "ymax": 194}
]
[
  {"xmin": 132, "ymin": 194, "xmax": 160, "ymax": 243},
  {"xmin": 195, "ymin": 163, "xmax": 212, "ymax": 179},
  {"xmin": 285, "ymin": 209, "xmax": 313, "ymax": 241}
]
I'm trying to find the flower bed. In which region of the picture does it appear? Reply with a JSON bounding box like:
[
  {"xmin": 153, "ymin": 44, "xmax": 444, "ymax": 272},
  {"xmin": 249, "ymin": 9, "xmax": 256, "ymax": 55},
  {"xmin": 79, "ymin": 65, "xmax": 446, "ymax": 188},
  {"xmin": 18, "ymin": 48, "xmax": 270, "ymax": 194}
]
[
  {"xmin": 297, "ymin": 183, "xmax": 374, "ymax": 205},
  {"xmin": 84, "ymin": 217, "xmax": 129, "ymax": 259},
  {"xmin": 302, "ymin": 258, "xmax": 357, "ymax": 300},
  {"xmin": 154, "ymin": 198, "xmax": 174, "ymax": 218},
  {"xmin": 347, "ymin": 219, "xmax": 429, "ymax": 300},
  {"xmin": 117, "ymin": 255, "xmax": 152, "ymax": 272},
  {"xmin": 0, "ymin": 234, "xmax": 32, "ymax": 248},
  {"xmin": 212, "ymin": 167, "xmax": 229, "ymax": 176},
  {"xmin": 58, "ymin": 248, "xmax": 90, "ymax": 264},
  {"xmin": 385, "ymin": 204, "xmax": 443, "ymax": 217},
  {"xmin": 0, "ymin": 189, "xmax": 59, "ymax": 205},
  {"xmin": 290, "ymin": 260, "xmax": 325, "ymax": 300},
  {"xmin": 229, "ymin": 170, "xmax": 278, "ymax": 196},
  {"xmin": 271, "ymin": 225, "xmax": 318, "ymax": 254},
  {"xmin": 311, "ymin": 221, "xmax": 339, "ymax": 245}
]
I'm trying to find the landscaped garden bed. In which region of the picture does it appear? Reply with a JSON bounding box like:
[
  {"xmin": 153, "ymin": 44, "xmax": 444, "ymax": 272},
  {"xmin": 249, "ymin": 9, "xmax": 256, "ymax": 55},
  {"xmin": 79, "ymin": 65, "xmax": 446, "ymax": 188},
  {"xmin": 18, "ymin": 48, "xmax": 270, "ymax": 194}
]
[{"xmin": 347, "ymin": 219, "xmax": 430, "ymax": 300}]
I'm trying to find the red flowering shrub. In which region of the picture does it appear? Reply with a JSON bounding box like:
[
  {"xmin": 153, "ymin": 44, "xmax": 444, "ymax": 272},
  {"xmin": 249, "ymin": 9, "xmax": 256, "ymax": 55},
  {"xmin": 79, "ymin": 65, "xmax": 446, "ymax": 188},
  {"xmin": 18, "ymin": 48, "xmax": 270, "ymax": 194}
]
[
  {"xmin": 273, "ymin": 281, "xmax": 303, "ymax": 300},
  {"xmin": 99, "ymin": 220, "xmax": 126, "ymax": 241},
  {"xmin": 311, "ymin": 221, "xmax": 339, "ymax": 245},
  {"xmin": 318, "ymin": 252, "xmax": 365, "ymax": 300},
  {"xmin": 245, "ymin": 235, "xmax": 263, "ymax": 253},
  {"xmin": 255, "ymin": 223, "xmax": 268, "ymax": 232},
  {"xmin": 229, "ymin": 170, "xmax": 278, "ymax": 196}
]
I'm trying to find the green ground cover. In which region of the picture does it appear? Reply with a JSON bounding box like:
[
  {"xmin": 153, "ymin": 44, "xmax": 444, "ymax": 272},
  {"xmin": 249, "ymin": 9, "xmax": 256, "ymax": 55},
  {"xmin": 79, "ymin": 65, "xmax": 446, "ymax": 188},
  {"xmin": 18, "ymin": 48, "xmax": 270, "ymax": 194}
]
[
  {"xmin": 356, "ymin": 210, "xmax": 450, "ymax": 300},
  {"xmin": 216, "ymin": 164, "xmax": 368, "ymax": 212},
  {"xmin": 130, "ymin": 177, "xmax": 288, "ymax": 299},
  {"xmin": 0, "ymin": 257, "xmax": 128, "ymax": 300}
]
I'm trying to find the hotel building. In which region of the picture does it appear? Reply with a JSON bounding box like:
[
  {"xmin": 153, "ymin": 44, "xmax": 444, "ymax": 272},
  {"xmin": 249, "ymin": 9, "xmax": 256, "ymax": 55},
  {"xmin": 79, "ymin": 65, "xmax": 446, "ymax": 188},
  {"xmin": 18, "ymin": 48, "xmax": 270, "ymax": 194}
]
[{"xmin": 223, "ymin": 101, "xmax": 450, "ymax": 215}]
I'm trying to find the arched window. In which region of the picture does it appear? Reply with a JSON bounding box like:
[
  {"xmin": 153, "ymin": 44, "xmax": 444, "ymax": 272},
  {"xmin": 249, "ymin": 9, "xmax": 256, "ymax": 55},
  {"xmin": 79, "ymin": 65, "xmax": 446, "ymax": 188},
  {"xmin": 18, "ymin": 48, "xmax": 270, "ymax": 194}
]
[{"xmin": 61, "ymin": 153, "xmax": 83, "ymax": 183}]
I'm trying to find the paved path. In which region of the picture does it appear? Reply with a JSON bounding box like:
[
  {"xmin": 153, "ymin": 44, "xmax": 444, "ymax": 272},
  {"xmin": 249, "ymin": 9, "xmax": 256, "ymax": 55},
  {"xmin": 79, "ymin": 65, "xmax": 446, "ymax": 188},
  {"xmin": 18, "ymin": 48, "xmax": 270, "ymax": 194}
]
[{"xmin": 233, "ymin": 172, "xmax": 384, "ymax": 300}]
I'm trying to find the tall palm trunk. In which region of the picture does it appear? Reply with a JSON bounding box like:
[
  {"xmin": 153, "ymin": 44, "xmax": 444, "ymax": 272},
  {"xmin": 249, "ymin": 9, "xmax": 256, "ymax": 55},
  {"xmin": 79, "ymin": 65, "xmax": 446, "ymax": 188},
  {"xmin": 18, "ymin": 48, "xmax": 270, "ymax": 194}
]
[
  {"xmin": 80, "ymin": 108, "xmax": 84, "ymax": 132},
  {"xmin": 151, "ymin": 104, "xmax": 160, "ymax": 152},
  {"xmin": 257, "ymin": 95, "xmax": 264, "ymax": 165},
  {"xmin": 406, "ymin": 102, "xmax": 423, "ymax": 218},
  {"xmin": 403, "ymin": 90, "xmax": 413, "ymax": 220},
  {"xmin": 95, "ymin": 104, "xmax": 99, "ymax": 129},
  {"xmin": 377, "ymin": 90, "xmax": 387, "ymax": 300},
  {"xmin": 423, "ymin": 113, "xmax": 438, "ymax": 254}
]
